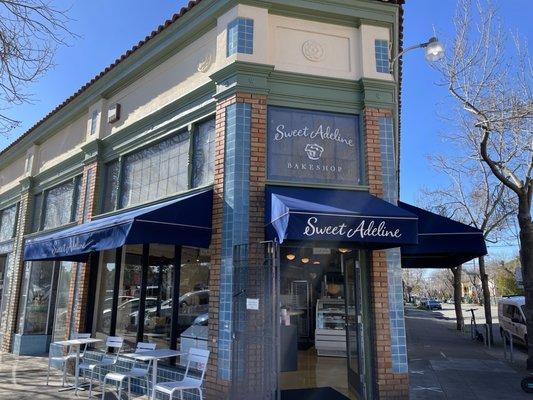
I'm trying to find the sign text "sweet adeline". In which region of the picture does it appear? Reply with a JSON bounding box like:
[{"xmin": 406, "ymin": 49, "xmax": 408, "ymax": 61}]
[
  {"xmin": 274, "ymin": 124, "xmax": 355, "ymax": 147},
  {"xmin": 303, "ymin": 217, "xmax": 402, "ymax": 240}
]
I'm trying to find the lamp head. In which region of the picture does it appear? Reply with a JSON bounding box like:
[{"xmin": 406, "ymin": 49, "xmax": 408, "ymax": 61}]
[{"xmin": 424, "ymin": 37, "xmax": 444, "ymax": 62}]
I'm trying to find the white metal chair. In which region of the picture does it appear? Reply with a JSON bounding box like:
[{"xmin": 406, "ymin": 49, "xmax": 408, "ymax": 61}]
[
  {"xmin": 153, "ymin": 348, "xmax": 209, "ymax": 400},
  {"xmin": 100, "ymin": 342, "xmax": 156, "ymax": 400},
  {"xmin": 46, "ymin": 332, "xmax": 91, "ymax": 386},
  {"xmin": 77, "ymin": 336, "xmax": 124, "ymax": 397}
]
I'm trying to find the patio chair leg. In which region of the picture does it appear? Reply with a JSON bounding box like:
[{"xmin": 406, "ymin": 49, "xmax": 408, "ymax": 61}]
[
  {"xmin": 128, "ymin": 378, "xmax": 131, "ymax": 399},
  {"xmin": 101, "ymin": 377, "xmax": 106, "ymax": 400},
  {"xmin": 89, "ymin": 369, "xmax": 95, "ymax": 398},
  {"xmin": 46, "ymin": 357, "xmax": 51, "ymax": 385},
  {"xmin": 145, "ymin": 376, "xmax": 150, "ymax": 396},
  {"xmin": 118, "ymin": 381, "xmax": 122, "ymax": 400},
  {"xmin": 198, "ymin": 388, "xmax": 203, "ymax": 400},
  {"xmin": 62, "ymin": 362, "xmax": 67, "ymax": 387}
]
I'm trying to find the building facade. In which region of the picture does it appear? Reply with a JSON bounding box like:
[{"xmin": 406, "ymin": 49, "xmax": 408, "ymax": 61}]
[{"xmin": 0, "ymin": 1, "xmax": 410, "ymax": 399}]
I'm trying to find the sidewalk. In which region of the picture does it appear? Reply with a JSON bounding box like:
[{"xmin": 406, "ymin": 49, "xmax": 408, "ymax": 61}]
[
  {"xmin": 0, "ymin": 352, "xmax": 145, "ymax": 400},
  {"xmin": 406, "ymin": 304, "xmax": 531, "ymax": 400}
]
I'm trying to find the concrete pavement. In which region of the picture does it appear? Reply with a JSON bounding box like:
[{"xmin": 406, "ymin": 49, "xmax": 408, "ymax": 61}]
[{"xmin": 406, "ymin": 304, "xmax": 532, "ymax": 400}]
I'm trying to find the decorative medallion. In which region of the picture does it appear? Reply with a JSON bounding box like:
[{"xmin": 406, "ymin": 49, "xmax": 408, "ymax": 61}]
[
  {"xmin": 302, "ymin": 40, "xmax": 325, "ymax": 62},
  {"xmin": 197, "ymin": 52, "xmax": 213, "ymax": 73}
]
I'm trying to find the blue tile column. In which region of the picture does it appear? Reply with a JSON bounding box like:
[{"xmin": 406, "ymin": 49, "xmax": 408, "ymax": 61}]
[
  {"xmin": 379, "ymin": 116, "xmax": 408, "ymax": 373},
  {"xmin": 218, "ymin": 102, "xmax": 251, "ymax": 380}
]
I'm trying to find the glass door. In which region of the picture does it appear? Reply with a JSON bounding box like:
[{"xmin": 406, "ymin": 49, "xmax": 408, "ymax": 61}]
[{"xmin": 343, "ymin": 252, "xmax": 366, "ymax": 398}]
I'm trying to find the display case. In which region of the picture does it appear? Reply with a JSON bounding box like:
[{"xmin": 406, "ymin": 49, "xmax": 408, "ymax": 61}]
[{"xmin": 315, "ymin": 298, "xmax": 346, "ymax": 357}]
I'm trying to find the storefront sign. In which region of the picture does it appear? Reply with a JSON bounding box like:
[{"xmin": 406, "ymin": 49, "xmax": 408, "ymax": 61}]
[
  {"xmin": 267, "ymin": 107, "xmax": 361, "ymax": 186},
  {"xmin": 303, "ymin": 217, "xmax": 402, "ymax": 241}
]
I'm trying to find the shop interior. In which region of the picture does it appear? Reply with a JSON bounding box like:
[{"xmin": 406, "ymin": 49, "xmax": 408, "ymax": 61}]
[{"xmin": 279, "ymin": 245, "xmax": 357, "ymax": 399}]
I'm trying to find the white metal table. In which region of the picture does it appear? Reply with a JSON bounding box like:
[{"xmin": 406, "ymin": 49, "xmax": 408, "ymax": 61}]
[
  {"xmin": 52, "ymin": 337, "xmax": 102, "ymax": 392},
  {"xmin": 122, "ymin": 348, "xmax": 183, "ymax": 400}
]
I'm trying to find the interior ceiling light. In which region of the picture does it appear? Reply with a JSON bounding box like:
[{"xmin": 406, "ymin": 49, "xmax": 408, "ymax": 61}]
[
  {"xmin": 286, "ymin": 254, "xmax": 296, "ymax": 261},
  {"xmin": 338, "ymin": 248, "xmax": 352, "ymax": 254},
  {"xmin": 301, "ymin": 257, "xmax": 310, "ymax": 264},
  {"xmin": 313, "ymin": 261, "xmax": 320, "ymax": 265}
]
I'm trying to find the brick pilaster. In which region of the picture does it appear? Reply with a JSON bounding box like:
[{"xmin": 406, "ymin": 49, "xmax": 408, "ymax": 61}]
[
  {"xmin": 206, "ymin": 92, "xmax": 267, "ymax": 400},
  {"xmin": 1, "ymin": 185, "xmax": 32, "ymax": 352},
  {"xmin": 364, "ymin": 107, "xmax": 409, "ymax": 400},
  {"xmin": 64, "ymin": 162, "xmax": 100, "ymax": 339}
]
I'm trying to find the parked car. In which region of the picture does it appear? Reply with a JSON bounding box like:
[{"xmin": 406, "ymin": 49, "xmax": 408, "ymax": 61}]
[
  {"xmin": 426, "ymin": 299, "xmax": 442, "ymax": 310},
  {"xmin": 498, "ymin": 296, "xmax": 527, "ymax": 345},
  {"xmin": 419, "ymin": 297, "xmax": 429, "ymax": 308}
]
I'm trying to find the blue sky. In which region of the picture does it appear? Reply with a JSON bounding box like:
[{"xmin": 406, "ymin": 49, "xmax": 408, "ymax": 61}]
[{"xmin": 0, "ymin": 0, "xmax": 529, "ymax": 258}]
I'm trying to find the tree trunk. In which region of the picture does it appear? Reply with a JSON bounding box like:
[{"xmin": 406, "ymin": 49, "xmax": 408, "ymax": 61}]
[
  {"xmin": 517, "ymin": 196, "xmax": 533, "ymax": 369},
  {"xmin": 452, "ymin": 266, "xmax": 464, "ymax": 331},
  {"xmin": 478, "ymin": 256, "xmax": 493, "ymax": 344}
]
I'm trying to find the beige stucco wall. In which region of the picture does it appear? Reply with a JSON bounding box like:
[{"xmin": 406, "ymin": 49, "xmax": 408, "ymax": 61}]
[
  {"xmin": 37, "ymin": 115, "xmax": 86, "ymax": 173},
  {"xmin": 0, "ymin": 157, "xmax": 25, "ymax": 195},
  {"xmin": 268, "ymin": 15, "xmax": 360, "ymax": 80},
  {"xmin": 103, "ymin": 28, "xmax": 220, "ymax": 138}
]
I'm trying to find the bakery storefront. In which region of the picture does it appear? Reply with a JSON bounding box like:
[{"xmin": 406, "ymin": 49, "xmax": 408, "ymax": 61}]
[{"xmin": 233, "ymin": 106, "xmax": 417, "ymax": 400}]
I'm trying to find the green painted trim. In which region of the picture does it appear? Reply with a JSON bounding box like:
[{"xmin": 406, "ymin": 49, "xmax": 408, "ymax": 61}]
[
  {"xmin": 241, "ymin": 0, "xmax": 398, "ymax": 27},
  {"xmin": 268, "ymin": 71, "xmax": 364, "ymax": 114},
  {"xmin": 24, "ymin": 221, "xmax": 78, "ymax": 240},
  {"xmin": 361, "ymin": 78, "xmax": 398, "ymax": 109},
  {"xmin": 82, "ymin": 139, "xmax": 103, "ymax": 164},
  {"xmin": 211, "ymin": 62, "xmax": 274, "ymax": 100},
  {"xmin": 0, "ymin": 186, "xmax": 22, "ymax": 210}
]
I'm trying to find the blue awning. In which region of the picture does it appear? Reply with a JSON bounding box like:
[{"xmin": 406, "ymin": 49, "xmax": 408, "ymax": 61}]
[
  {"xmin": 399, "ymin": 202, "xmax": 487, "ymax": 268},
  {"xmin": 265, "ymin": 186, "xmax": 418, "ymax": 247},
  {"xmin": 24, "ymin": 188, "xmax": 213, "ymax": 262}
]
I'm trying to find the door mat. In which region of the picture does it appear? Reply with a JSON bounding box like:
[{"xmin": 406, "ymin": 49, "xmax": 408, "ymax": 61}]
[{"xmin": 281, "ymin": 387, "xmax": 350, "ymax": 400}]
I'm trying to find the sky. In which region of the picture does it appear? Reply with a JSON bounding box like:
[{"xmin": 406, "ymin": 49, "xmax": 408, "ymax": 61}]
[{"xmin": 0, "ymin": 0, "xmax": 530, "ymax": 259}]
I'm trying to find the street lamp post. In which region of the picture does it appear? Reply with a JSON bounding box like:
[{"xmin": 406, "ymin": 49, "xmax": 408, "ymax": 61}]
[{"xmin": 389, "ymin": 36, "xmax": 445, "ymax": 73}]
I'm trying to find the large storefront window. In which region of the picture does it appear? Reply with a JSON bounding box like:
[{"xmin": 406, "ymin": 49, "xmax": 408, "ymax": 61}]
[
  {"xmin": 94, "ymin": 250, "xmax": 117, "ymax": 339},
  {"xmin": 0, "ymin": 252, "xmax": 13, "ymax": 334},
  {"xmin": 0, "ymin": 204, "xmax": 18, "ymax": 242},
  {"xmin": 52, "ymin": 262, "xmax": 74, "ymax": 342},
  {"xmin": 101, "ymin": 118, "xmax": 215, "ymax": 214},
  {"xmin": 17, "ymin": 261, "xmax": 55, "ymax": 334},
  {"xmin": 92, "ymin": 245, "xmax": 210, "ymax": 350},
  {"xmin": 116, "ymin": 245, "xmax": 143, "ymax": 347},
  {"xmin": 32, "ymin": 177, "xmax": 82, "ymax": 232},
  {"xmin": 143, "ymin": 244, "xmax": 175, "ymax": 349}
]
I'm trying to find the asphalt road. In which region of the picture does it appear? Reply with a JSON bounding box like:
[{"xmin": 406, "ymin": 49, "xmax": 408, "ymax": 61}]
[{"xmin": 406, "ymin": 304, "xmax": 531, "ymax": 400}]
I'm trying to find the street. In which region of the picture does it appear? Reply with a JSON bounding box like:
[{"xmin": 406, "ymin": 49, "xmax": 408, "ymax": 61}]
[{"xmin": 406, "ymin": 304, "xmax": 531, "ymax": 399}]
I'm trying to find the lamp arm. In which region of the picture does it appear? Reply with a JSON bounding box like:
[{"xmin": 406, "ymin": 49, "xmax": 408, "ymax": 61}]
[{"xmin": 389, "ymin": 41, "xmax": 430, "ymax": 73}]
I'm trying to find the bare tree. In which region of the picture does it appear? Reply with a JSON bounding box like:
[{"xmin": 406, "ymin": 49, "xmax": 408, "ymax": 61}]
[
  {"xmin": 0, "ymin": 0, "xmax": 74, "ymax": 137},
  {"xmin": 402, "ymin": 269, "xmax": 425, "ymax": 302},
  {"xmin": 432, "ymin": 0, "xmax": 532, "ymax": 354},
  {"xmin": 452, "ymin": 266, "xmax": 464, "ymax": 330},
  {"xmin": 423, "ymin": 151, "xmax": 515, "ymax": 343}
]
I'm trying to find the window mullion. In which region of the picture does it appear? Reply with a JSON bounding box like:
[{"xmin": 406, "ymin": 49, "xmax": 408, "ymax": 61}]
[
  {"xmin": 187, "ymin": 124, "xmax": 194, "ymax": 190},
  {"xmin": 110, "ymin": 247, "xmax": 123, "ymax": 336},
  {"xmin": 115, "ymin": 156, "xmax": 124, "ymax": 210},
  {"xmin": 39, "ymin": 190, "xmax": 47, "ymax": 231},
  {"xmin": 170, "ymin": 245, "xmax": 182, "ymax": 353},
  {"xmin": 136, "ymin": 243, "xmax": 149, "ymax": 343}
]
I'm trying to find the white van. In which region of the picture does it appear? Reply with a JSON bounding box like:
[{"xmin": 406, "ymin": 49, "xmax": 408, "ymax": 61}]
[{"xmin": 498, "ymin": 296, "xmax": 527, "ymax": 345}]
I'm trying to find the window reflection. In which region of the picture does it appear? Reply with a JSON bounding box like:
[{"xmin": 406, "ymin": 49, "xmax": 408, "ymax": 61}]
[
  {"xmin": 94, "ymin": 250, "xmax": 116, "ymax": 339},
  {"xmin": 143, "ymin": 244, "xmax": 175, "ymax": 349},
  {"xmin": 52, "ymin": 262, "xmax": 74, "ymax": 342},
  {"xmin": 116, "ymin": 245, "xmax": 143, "ymax": 348},
  {"xmin": 18, "ymin": 261, "xmax": 54, "ymax": 334}
]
